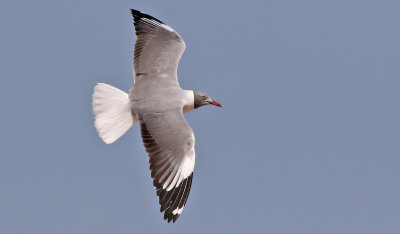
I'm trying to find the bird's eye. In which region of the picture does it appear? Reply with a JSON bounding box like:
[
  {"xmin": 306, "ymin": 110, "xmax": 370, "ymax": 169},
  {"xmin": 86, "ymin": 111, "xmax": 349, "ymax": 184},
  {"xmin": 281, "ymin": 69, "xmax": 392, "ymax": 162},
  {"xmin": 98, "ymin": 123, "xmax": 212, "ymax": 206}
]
[{"xmin": 201, "ymin": 95, "xmax": 206, "ymax": 100}]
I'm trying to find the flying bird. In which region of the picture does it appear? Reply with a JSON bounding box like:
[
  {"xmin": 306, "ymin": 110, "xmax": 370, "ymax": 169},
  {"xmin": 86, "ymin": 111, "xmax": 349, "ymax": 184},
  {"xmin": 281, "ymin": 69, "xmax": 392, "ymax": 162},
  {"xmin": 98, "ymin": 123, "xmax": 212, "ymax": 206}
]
[{"xmin": 92, "ymin": 9, "xmax": 221, "ymax": 223}]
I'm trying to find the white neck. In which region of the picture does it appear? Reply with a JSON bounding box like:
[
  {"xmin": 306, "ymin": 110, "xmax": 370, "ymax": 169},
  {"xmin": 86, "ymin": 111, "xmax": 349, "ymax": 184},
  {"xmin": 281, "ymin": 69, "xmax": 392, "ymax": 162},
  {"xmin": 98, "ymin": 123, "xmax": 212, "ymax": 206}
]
[{"xmin": 182, "ymin": 90, "xmax": 194, "ymax": 113}]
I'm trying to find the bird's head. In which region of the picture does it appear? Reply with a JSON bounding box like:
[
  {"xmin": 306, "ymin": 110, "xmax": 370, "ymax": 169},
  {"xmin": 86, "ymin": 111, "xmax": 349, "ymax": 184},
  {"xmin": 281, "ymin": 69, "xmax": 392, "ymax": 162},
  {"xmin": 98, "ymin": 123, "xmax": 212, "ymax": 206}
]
[{"xmin": 193, "ymin": 91, "xmax": 222, "ymax": 109}]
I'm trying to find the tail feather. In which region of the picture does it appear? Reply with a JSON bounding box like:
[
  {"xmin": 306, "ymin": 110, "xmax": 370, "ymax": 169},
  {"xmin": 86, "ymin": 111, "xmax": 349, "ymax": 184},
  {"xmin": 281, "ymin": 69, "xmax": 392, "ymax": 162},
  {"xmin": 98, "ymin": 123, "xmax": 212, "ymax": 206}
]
[{"xmin": 92, "ymin": 83, "xmax": 137, "ymax": 144}]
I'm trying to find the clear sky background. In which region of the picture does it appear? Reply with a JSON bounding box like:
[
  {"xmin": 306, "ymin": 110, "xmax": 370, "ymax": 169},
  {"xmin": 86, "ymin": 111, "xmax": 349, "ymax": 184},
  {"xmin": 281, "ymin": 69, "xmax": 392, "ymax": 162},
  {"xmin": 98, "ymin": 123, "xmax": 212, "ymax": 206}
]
[{"xmin": 1, "ymin": 0, "xmax": 399, "ymax": 233}]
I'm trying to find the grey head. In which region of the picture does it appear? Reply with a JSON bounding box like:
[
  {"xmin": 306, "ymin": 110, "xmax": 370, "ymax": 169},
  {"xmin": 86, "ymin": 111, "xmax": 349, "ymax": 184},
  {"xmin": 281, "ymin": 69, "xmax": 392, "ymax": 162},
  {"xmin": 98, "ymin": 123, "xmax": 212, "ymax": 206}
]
[{"xmin": 193, "ymin": 91, "xmax": 222, "ymax": 109}]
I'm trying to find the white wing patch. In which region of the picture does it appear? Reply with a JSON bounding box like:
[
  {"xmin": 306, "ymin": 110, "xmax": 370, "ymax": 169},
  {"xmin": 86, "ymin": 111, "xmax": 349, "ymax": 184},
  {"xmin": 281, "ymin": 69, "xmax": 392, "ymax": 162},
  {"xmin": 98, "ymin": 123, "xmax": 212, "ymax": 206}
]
[
  {"xmin": 172, "ymin": 207, "xmax": 184, "ymax": 215},
  {"xmin": 161, "ymin": 24, "xmax": 174, "ymax": 32},
  {"xmin": 141, "ymin": 18, "xmax": 174, "ymax": 32},
  {"xmin": 164, "ymin": 133, "xmax": 195, "ymax": 191}
]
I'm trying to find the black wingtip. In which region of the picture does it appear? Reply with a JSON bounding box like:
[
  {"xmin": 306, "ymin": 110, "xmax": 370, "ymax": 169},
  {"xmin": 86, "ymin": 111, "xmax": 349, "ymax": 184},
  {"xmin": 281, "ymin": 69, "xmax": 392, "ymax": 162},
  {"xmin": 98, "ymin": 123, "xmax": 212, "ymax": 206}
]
[{"xmin": 130, "ymin": 8, "xmax": 164, "ymax": 24}]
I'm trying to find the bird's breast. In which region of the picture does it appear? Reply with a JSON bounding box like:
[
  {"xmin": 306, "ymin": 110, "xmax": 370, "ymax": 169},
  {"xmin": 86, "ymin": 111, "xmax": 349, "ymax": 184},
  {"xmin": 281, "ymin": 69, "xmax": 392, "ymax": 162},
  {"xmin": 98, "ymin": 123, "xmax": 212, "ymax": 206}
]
[{"xmin": 182, "ymin": 90, "xmax": 194, "ymax": 114}]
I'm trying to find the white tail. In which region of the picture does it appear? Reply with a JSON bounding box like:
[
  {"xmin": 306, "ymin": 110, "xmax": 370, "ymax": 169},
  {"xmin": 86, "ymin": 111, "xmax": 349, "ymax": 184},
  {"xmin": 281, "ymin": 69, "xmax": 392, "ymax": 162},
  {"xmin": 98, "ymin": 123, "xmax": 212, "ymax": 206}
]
[{"xmin": 92, "ymin": 83, "xmax": 137, "ymax": 144}]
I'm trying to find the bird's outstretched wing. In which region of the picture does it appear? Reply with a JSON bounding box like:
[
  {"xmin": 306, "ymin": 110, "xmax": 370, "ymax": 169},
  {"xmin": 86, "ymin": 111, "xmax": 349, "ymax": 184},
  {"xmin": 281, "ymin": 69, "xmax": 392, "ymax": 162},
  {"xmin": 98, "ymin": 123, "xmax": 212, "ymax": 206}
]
[
  {"xmin": 139, "ymin": 109, "xmax": 195, "ymax": 223},
  {"xmin": 131, "ymin": 9, "xmax": 186, "ymax": 83}
]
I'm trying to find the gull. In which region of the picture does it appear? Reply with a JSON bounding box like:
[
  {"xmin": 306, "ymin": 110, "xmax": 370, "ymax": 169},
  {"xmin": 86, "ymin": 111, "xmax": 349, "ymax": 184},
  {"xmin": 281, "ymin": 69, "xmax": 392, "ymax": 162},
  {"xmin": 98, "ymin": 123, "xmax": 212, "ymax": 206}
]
[{"xmin": 92, "ymin": 9, "xmax": 221, "ymax": 223}]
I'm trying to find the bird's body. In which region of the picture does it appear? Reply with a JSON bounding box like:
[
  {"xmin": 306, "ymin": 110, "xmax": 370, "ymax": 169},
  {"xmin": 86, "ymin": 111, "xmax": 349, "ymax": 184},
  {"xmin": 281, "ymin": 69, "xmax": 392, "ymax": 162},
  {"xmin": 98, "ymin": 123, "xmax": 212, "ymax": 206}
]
[
  {"xmin": 130, "ymin": 86, "xmax": 194, "ymax": 114},
  {"xmin": 92, "ymin": 9, "xmax": 221, "ymax": 223}
]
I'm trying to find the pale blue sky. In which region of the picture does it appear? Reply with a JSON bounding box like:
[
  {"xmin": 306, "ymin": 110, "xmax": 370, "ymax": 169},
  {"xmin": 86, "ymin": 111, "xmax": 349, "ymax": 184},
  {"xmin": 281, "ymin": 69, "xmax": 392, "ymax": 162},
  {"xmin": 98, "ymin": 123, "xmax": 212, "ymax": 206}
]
[{"xmin": 1, "ymin": 0, "xmax": 400, "ymax": 233}]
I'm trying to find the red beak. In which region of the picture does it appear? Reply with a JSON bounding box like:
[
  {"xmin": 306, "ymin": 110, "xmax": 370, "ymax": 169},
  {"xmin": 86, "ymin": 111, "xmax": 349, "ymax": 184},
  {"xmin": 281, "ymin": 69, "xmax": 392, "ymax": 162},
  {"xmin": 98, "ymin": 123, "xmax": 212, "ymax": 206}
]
[{"xmin": 208, "ymin": 100, "xmax": 222, "ymax": 107}]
